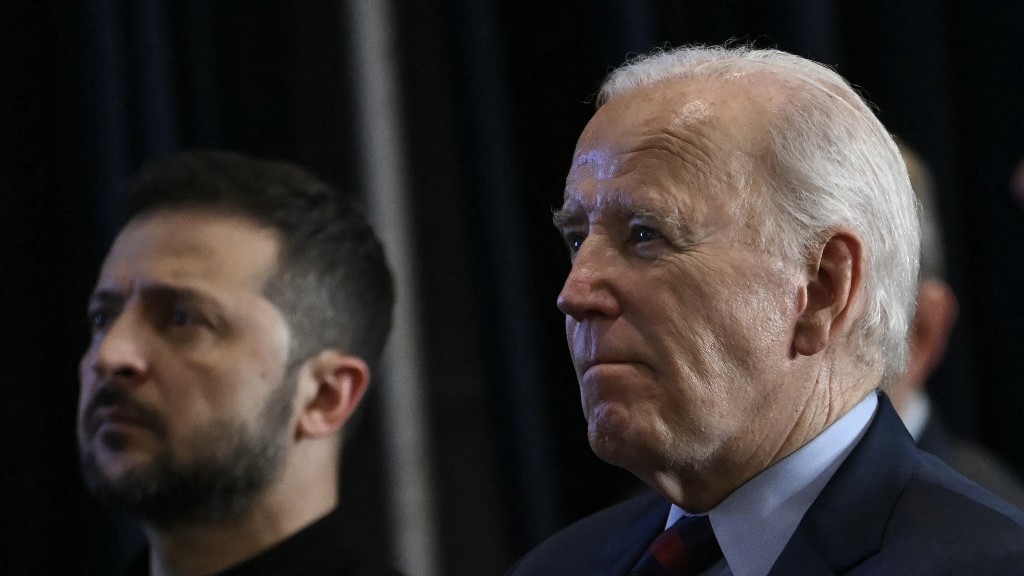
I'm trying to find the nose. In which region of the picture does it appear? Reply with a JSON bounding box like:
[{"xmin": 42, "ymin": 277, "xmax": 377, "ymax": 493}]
[
  {"xmin": 84, "ymin": 310, "xmax": 150, "ymax": 385},
  {"xmin": 556, "ymin": 241, "xmax": 621, "ymax": 321}
]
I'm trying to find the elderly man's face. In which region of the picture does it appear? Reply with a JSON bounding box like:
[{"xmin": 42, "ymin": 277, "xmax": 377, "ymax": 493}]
[
  {"xmin": 77, "ymin": 208, "xmax": 297, "ymax": 524},
  {"xmin": 555, "ymin": 79, "xmax": 808, "ymax": 485}
]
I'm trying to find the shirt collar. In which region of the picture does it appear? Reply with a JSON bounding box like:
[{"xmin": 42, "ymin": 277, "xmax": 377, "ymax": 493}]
[{"xmin": 666, "ymin": 392, "xmax": 878, "ymax": 576}]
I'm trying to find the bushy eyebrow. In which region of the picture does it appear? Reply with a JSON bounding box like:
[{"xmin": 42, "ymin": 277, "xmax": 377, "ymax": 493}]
[
  {"xmin": 552, "ymin": 190, "xmax": 691, "ymax": 237},
  {"xmin": 87, "ymin": 284, "xmax": 224, "ymax": 312},
  {"xmin": 551, "ymin": 204, "xmax": 584, "ymax": 230}
]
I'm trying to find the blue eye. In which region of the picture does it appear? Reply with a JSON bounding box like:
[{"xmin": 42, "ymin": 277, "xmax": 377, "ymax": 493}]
[
  {"xmin": 563, "ymin": 232, "xmax": 586, "ymax": 253},
  {"xmin": 631, "ymin": 225, "xmax": 661, "ymax": 243}
]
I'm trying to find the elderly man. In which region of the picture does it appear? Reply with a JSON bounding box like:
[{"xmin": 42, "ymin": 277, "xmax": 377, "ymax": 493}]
[
  {"xmin": 78, "ymin": 151, "xmax": 402, "ymax": 576},
  {"xmin": 511, "ymin": 46, "xmax": 1024, "ymax": 575}
]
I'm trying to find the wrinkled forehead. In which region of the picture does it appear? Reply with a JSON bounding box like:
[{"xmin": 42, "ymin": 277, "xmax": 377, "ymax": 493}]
[
  {"xmin": 563, "ymin": 78, "xmax": 770, "ymax": 218},
  {"xmin": 586, "ymin": 77, "xmax": 768, "ymax": 145}
]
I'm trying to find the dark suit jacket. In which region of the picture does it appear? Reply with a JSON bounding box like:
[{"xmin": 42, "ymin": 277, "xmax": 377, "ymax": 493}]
[
  {"xmin": 917, "ymin": 409, "xmax": 1024, "ymax": 511},
  {"xmin": 509, "ymin": 394, "xmax": 1024, "ymax": 575}
]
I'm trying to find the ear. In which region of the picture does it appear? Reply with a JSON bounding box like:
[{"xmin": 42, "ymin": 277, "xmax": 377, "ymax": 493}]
[
  {"xmin": 295, "ymin": 351, "xmax": 371, "ymax": 440},
  {"xmin": 793, "ymin": 229, "xmax": 864, "ymax": 357},
  {"xmin": 902, "ymin": 279, "xmax": 958, "ymax": 392}
]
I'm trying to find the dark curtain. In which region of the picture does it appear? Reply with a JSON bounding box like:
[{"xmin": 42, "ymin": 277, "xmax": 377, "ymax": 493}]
[
  {"xmin": 3, "ymin": 1, "xmax": 1022, "ymax": 574},
  {"xmin": 2, "ymin": 1, "xmax": 389, "ymax": 574}
]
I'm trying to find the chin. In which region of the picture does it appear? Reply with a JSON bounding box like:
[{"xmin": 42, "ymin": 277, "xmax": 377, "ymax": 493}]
[
  {"xmin": 586, "ymin": 404, "xmax": 645, "ymax": 470},
  {"xmin": 85, "ymin": 451, "xmax": 145, "ymax": 489}
]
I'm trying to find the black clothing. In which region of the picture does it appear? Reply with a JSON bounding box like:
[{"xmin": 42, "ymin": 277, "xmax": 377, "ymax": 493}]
[{"xmin": 126, "ymin": 507, "xmax": 403, "ymax": 576}]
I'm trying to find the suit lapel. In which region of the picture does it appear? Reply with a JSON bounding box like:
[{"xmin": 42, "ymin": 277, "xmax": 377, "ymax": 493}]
[
  {"xmin": 770, "ymin": 393, "xmax": 918, "ymax": 575},
  {"xmin": 599, "ymin": 492, "xmax": 668, "ymax": 576},
  {"xmin": 766, "ymin": 529, "xmax": 834, "ymax": 576}
]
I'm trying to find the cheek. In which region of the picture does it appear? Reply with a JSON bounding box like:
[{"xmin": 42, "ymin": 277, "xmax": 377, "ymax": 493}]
[
  {"xmin": 653, "ymin": 262, "xmax": 796, "ymax": 381},
  {"xmin": 187, "ymin": 332, "xmax": 289, "ymax": 410},
  {"xmin": 736, "ymin": 269, "xmax": 801, "ymax": 344},
  {"xmin": 77, "ymin": 351, "xmax": 97, "ymax": 414},
  {"xmin": 249, "ymin": 303, "xmax": 293, "ymax": 377},
  {"xmin": 159, "ymin": 355, "xmax": 249, "ymax": 430},
  {"xmin": 651, "ymin": 273, "xmax": 725, "ymax": 366},
  {"xmin": 249, "ymin": 336, "xmax": 290, "ymax": 390}
]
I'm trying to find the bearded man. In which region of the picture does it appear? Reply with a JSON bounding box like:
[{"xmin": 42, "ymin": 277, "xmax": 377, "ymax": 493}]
[{"xmin": 78, "ymin": 151, "xmax": 401, "ymax": 576}]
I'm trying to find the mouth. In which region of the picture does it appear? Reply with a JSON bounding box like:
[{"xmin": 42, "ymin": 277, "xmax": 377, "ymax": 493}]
[
  {"xmin": 86, "ymin": 408, "xmax": 154, "ymax": 440},
  {"xmin": 579, "ymin": 358, "xmax": 647, "ymax": 377},
  {"xmin": 82, "ymin": 388, "xmax": 165, "ymax": 440}
]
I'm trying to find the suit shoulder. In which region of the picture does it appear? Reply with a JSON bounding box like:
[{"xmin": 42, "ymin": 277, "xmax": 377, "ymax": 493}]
[
  {"xmin": 507, "ymin": 492, "xmax": 666, "ymax": 576},
  {"xmin": 947, "ymin": 437, "xmax": 1024, "ymax": 510},
  {"xmin": 909, "ymin": 450, "xmax": 1024, "ymax": 520},
  {"xmin": 887, "ymin": 451, "xmax": 1024, "ymax": 556}
]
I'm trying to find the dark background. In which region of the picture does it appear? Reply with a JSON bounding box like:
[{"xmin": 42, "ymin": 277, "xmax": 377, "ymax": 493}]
[{"xmin": 2, "ymin": 1, "xmax": 1022, "ymax": 574}]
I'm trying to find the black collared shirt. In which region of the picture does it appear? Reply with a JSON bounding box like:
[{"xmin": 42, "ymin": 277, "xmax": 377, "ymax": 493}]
[{"xmin": 126, "ymin": 508, "xmax": 404, "ymax": 576}]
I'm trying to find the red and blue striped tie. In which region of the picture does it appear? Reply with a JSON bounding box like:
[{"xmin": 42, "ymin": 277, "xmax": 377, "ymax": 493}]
[{"xmin": 630, "ymin": 514, "xmax": 723, "ymax": 576}]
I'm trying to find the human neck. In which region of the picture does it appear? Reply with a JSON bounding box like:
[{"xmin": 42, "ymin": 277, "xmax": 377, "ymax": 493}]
[
  {"xmin": 145, "ymin": 476, "xmax": 336, "ymax": 576},
  {"xmin": 651, "ymin": 364, "xmax": 878, "ymax": 512}
]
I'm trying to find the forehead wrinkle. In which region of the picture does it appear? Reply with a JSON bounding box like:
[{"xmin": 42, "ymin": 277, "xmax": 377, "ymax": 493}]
[
  {"xmin": 634, "ymin": 127, "xmax": 720, "ymax": 184},
  {"xmin": 571, "ymin": 147, "xmax": 613, "ymax": 171},
  {"xmin": 554, "ymin": 187, "xmax": 691, "ymax": 234},
  {"xmin": 560, "ymin": 90, "xmax": 736, "ymax": 234}
]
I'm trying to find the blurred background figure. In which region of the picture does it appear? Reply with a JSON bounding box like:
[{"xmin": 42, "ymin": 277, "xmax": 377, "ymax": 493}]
[
  {"xmin": 1013, "ymin": 158, "xmax": 1024, "ymax": 207},
  {"xmin": 891, "ymin": 143, "xmax": 1024, "ymax": 510}
]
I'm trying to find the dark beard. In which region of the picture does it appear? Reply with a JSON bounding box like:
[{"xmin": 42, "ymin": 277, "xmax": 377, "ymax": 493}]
[{"xmin": 80, "ymin": 379, "xmax": 296, "ymax": 527}]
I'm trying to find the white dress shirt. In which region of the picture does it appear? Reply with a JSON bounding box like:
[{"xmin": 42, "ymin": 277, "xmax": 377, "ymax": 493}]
[{"xmin": 664, "ymin": 393, "xmax": 879, "ymax": 576}]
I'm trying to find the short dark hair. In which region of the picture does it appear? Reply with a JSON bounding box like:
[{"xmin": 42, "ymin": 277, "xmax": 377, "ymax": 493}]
[{"xmin": 123, "ymin": 150, "xmax": 394, "ymax": 371}]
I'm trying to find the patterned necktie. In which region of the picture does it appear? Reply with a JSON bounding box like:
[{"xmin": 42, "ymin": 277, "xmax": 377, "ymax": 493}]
[{"xmin": 630, "ymin": 514, "xmax": 723, "ymax": 576}]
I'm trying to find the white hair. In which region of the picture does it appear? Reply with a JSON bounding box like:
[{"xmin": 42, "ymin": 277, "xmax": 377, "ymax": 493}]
[
  {"xmin": 899, "ymin": 141, "xmax": 944, "ymax": 280},
  {"xmin": 598, "ymin": 45, "xmax": 920, "ymax": 386}
]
